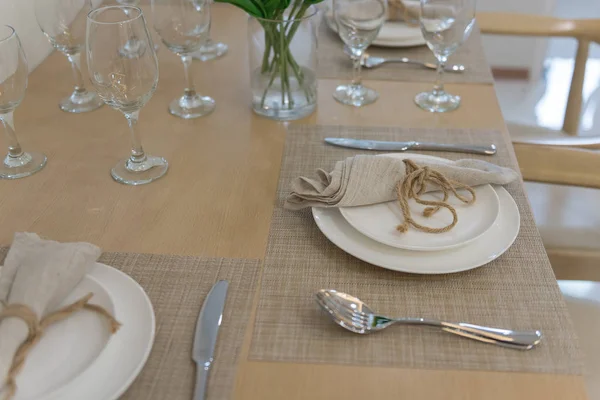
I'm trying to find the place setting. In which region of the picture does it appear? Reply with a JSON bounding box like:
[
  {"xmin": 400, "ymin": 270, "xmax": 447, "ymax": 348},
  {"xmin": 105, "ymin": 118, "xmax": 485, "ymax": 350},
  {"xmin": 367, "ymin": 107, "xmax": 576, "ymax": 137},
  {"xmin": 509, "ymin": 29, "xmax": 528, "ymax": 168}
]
[
  {"xmin": 0, "ymin": 233, "xmax": 260, "ymax": 400},
  {"xmin": 248, "ymin": 124, "xmax": 581, "ymax": 377},
  {"xmin": 286, "ymin": 149, "xmax": 520, "ymax": 274},
  {"xmin": 317, "ymin": 0, "xmax": 494, "ymax": 103}
]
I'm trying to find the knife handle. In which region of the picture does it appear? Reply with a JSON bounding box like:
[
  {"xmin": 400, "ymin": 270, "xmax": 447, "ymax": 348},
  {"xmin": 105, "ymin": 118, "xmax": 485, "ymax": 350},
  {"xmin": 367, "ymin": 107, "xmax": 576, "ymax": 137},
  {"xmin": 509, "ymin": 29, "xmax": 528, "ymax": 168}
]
[
  {"xmin": 412, "ymin": 143, "xmax": 497, "ymax": 156},
  {"xmin": 194, "ymin": 361, "xmax": 211, "ymax": 400}
]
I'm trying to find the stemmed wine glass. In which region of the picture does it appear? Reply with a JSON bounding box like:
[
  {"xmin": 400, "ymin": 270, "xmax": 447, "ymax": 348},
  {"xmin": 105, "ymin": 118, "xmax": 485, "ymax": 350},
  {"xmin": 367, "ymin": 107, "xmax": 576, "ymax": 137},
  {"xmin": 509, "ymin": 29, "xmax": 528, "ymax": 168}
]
[
  {"xmin": 192, "ymin": 0, "xmax": 228, "ymax": 62},
  {"xmin": 151, "ymin": 0, "xmax": 214, "ymax": 119},
  {"xmin": 415, "ymin": 0, "xmax": 475, "ymax": 112},
  {"xmin": 35, "ymin": 0, "xmax": 104, "ymax": 113},
  {"xmin": 0, "ymin": 26, "xmax": 47, "ymax": 179},
  {"xmin": 333, "ymin": 0, "xmax": 387, "ymax": 107},
  {"xmin": 86, "ymin": 6, "xmax": 168, "ymax": 185}
]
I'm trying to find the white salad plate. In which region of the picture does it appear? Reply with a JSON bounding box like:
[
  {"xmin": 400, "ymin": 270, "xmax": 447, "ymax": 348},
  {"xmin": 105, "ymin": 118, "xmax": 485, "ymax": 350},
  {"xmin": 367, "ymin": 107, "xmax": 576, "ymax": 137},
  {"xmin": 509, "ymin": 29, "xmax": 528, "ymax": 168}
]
[{"xmin": 312, "ymin": 185, "xmax": 520, "ymax": 274}]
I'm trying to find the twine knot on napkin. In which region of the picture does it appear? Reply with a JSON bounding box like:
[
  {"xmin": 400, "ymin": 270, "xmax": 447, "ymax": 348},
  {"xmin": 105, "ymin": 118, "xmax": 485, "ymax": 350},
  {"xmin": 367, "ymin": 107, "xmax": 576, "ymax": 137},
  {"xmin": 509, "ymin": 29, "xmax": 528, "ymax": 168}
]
[
  {"xmin": 0, "ymin": 294, "xmax": 120, "ymax": 400},
  {"xmin": 396, "ymin": 159, "xmax": 476, "ymax": 234},
  {"xmin": 0, "ymin": 233, "xmax": 120, "ymax": 400}
]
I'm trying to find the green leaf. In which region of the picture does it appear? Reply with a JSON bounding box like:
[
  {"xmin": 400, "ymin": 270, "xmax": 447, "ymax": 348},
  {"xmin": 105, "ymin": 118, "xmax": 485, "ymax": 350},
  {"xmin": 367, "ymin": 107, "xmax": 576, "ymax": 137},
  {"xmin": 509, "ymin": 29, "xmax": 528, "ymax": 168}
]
[
  {"xmin": 302, "ymin": 0, "xmax": 325, "ymax": 4},
  {"xmin": 215, "ymin": 0, "xmax": 264, "ymax": 17}
]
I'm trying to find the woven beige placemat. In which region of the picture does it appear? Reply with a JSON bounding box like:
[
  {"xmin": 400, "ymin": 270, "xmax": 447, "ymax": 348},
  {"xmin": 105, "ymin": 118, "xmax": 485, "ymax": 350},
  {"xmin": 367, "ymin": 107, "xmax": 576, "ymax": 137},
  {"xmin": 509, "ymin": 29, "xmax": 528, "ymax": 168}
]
[
  {"xmin": 317, "ymin": 21, "xmax": 494, "ymax": 84},
  {"xmin": 98, "ymin": 253, "xmax": 260, "ymax": 400},
  {"xmin": 249, "ymin": 125, "xmax": 583, "ymax": 375},
  {"xmin": 0, "ymin": 248, "xmax": 259, "ymax": 400}
]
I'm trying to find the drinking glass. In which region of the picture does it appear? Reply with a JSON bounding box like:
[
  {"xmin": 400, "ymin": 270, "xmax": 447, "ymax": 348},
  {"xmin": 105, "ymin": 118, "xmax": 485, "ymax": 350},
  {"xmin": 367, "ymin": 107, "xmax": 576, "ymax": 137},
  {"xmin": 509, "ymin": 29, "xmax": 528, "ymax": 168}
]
[
  {"xmin": 87, "ymin": 6, "xmax": 168, "ymax": 185},
  {"xmin": 415, "ymin": 0, "xmax": 475, "ymax": 112},
  {"xmin": 0, "ymin": 26, "xmax": 47, "ymax": 179},
  {"xmin": 333, "ymin": 0, "xmax": 387, "ymax": 107},
  {"xmin": 151, "ymin": 0, "xmax": 214, "ymax": 119},
  {"xmin": 192, "ymin": 0, "xmax": 227, "ymax": 62},
  {"xmin": 35, "ymin": 0, "xmax": 104, "ymax": 113}
]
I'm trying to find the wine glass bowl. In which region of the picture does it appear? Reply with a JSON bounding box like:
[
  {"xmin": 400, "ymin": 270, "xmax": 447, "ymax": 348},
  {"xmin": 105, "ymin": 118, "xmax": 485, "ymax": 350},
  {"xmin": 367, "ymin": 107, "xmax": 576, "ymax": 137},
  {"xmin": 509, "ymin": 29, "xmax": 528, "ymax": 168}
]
[
  {"xmin": 333, "ymin": 0, "xmax": 387, "ymax": 107},
  {"xmin": 414, "ymin": 0, "xmax": 475, "ymax": 112},
  {"xmin": 0, "ymin": 26, "xmax": 46, "ymax": 179},
  {"xmin": 87, "ymin": 5, "xmax": 168, "ymax": 185},
  {"xmin": 152, "ymin": 0, "xmax": 215, "ymax": 119},
  {"xmin": 35, "ymin": 0, "xmax": 104, "ymax": 113}
]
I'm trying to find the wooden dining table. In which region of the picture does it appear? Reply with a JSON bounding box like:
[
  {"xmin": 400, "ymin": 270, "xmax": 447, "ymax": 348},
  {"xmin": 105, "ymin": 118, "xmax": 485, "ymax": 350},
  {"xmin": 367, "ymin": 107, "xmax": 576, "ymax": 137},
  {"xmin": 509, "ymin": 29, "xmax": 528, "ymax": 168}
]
[{"xmin": 0, "ymin": 4, "xmax": 588, "ymax": 400}]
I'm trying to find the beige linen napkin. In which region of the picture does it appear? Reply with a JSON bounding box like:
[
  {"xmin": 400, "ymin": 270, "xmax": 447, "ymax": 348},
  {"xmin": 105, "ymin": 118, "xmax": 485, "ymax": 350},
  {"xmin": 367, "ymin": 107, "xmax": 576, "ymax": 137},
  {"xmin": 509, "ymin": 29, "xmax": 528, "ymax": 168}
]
[
  {"xmin": 284, "ymin": 155, "xmax": 520, "ymax": 210},
  {"xmin": 0, "ymin": 232, "xmax": 101, "ymax": 391},
  {"xmin": 387, "ymin": 0, "xmax": 420, "ymax": 23}
]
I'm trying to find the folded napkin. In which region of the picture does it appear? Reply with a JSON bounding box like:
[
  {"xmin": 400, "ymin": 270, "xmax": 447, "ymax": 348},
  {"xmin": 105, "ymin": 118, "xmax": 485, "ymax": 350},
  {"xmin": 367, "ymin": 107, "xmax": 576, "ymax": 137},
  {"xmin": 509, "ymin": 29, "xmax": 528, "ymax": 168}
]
[
  {"xmin": 387, "ymin": 0, "xmax": 419, "ymax": 23},
  {"xmin": 0, "ymin": 233, "xmax": 102, "ymax": 394},
  {"xmin": 284, "ymin": 155, "xmax": 520, "ymax": 210}
]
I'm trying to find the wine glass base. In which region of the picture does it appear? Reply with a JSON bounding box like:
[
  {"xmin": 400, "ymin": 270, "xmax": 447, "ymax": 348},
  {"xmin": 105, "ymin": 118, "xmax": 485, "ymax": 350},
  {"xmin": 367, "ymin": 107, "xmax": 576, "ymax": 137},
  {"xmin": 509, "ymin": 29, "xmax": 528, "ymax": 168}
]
[
  {"xmin": 169, "ymin": 95, "xmax": 215, "ymax": 119},
  {"xmin": 192, "ymin": 42, "xmax": 228, "ymax": 61},
  {"xmin": 59, "ymin": 90, "xmax": 104, "ymax": 113},
  {"xmin": 333, "ymin": 84, "xmax": 379, "ymax": 107},
  {"xmin": 0, "ymin": 152, "xmax": 47, "ymax": 179},
  {"xmin": 111, "ymin": 156, "xmax": 168, "ymax": 186},
  {"xmin": 414, "ymin": 90, "xmax": 461, "ymax": 113}
]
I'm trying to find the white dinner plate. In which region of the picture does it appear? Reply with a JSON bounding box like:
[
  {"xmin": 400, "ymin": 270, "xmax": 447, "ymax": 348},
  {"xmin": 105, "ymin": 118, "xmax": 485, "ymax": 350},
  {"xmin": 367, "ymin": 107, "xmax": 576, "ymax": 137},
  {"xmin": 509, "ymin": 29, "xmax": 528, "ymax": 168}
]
[
  {"xmin": 7, "ymin": 262, "xmax": 155, "ymax": 400},
  {"xmin": 312, "ymin": 186, "xmax": 520, "ymax": 274},
  {"xmin": 324, "ymin": 13, "xmax": 426, "ymax": 48},
  {"xmin": 339, "ymin": 154, "xmax": 500, "ymax": 251}
]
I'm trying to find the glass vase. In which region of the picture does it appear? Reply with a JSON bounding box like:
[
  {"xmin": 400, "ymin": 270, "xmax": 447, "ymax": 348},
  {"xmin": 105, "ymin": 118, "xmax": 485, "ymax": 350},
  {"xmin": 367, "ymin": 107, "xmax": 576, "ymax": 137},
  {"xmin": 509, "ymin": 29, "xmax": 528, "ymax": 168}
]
[{"xmin": 248, "ymin": 6, "xmax": 318, "ymax": 121}]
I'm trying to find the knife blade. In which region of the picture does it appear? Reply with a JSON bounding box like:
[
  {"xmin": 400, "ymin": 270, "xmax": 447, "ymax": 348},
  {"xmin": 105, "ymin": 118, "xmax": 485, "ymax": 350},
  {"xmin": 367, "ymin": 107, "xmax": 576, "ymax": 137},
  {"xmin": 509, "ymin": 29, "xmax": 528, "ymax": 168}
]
[
  {"xmin": 192, "ymin": 280, "xmax": 229, "ymax": 400},
  {"xmin": 324, "ymin": 138, "xmax": 497, "ymax": 156}
]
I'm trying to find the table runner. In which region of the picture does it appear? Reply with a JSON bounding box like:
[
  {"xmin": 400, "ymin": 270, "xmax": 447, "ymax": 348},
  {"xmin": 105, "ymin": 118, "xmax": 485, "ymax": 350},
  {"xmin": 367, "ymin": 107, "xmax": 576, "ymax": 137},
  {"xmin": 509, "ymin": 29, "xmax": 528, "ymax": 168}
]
[
  {"xmin": 0, "ymin": 249, "xmax": 260, "ymax": 399},
  {"xmin": 317, "ymin": 20, "xmax": 494, "ymax": 84},
  {"xmin": 249, "ymin": 125, "xmax": 583, "ymax": 375}
]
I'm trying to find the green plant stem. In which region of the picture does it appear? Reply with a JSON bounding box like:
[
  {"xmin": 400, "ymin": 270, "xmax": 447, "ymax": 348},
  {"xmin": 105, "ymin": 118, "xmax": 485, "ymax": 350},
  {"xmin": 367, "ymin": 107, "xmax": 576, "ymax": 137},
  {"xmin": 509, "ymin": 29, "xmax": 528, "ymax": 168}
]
[
  {"xmin": 261, "ymin": 31, "xmax": 271, "ymax": 73},
  {"xmin": 258, "ymin": 4, "xmax": 314, "ymax": 110}
]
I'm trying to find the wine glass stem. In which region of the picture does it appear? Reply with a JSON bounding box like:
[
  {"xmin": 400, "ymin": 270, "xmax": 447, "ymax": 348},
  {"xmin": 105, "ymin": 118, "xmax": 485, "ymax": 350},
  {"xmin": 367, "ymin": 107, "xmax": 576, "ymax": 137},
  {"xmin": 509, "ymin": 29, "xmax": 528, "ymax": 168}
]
[
  {"xmin": 181, "ymin": 55, "xmax": 197, "ymax": 98},
  {"xmin": 204, "ymin": 21, "xmax": 213, "ymax": 45},
  {"xmin": 433, "ymin": 56, "xmax": 447, "ymax": 96},
  {"xmin": 124, "ymin": 111, "xmax": 146, "ymax": 164},
  {"xmin": 351, "ymin": 51, "xmax": 363, "ymax": 88},
  {"xmin": 67, "ymin": 53, "xmax": 86, "ymax": 93},
  {"xmin": 1, "ymin": 111, "xmax": 23, "ymax": 159}
]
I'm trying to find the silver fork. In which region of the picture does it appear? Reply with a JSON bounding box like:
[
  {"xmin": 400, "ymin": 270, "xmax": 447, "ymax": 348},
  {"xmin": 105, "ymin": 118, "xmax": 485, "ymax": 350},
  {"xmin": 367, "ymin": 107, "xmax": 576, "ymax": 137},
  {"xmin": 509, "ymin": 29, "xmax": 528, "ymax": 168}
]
[
  {"xmin": 316, "ymin": 290, "xmax": 543, "ymax": 350},
  {"xmin": 343, "ymin": 45, "xmax": 466, "ymax": 72}
]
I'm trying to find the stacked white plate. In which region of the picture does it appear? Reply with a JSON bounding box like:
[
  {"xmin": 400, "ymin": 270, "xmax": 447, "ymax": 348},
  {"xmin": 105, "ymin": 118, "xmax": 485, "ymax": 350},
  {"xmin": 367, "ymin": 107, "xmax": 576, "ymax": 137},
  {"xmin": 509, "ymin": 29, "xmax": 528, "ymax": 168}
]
[
  {"xmin": 324, "ymin": 12, "xmax": 426, "ymax": 48},
  {"xmin": 7, "ymin": 263, "xmax": 155, "ymax": 400},
  {"xmin": 312, "ymin": 154, "xmax": 521, "ymax": 274}
]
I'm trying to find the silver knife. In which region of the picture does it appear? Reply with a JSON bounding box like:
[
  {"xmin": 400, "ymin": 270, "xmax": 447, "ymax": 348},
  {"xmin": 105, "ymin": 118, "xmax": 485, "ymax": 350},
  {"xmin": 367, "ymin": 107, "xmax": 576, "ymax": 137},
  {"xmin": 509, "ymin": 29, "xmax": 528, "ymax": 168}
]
[
  {"xmin": 324, "ymin": 138, "xmax": 497, "ymax": 156},
  {"xmin": 192, "ymin": 280, "xmax": 229, "ymax": 400}
]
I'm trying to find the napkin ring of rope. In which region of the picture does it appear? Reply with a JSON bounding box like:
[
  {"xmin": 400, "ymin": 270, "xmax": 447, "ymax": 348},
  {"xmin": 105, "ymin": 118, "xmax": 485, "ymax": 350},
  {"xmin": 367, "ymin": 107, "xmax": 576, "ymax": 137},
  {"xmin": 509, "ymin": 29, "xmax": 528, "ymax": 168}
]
[
  {"xmin": 0, "ymin": 293, "xmax": 120, "ymax": 400},
  {"xmin": 396, "ymin": 159, "xmax": 476, "ymax": 234}
]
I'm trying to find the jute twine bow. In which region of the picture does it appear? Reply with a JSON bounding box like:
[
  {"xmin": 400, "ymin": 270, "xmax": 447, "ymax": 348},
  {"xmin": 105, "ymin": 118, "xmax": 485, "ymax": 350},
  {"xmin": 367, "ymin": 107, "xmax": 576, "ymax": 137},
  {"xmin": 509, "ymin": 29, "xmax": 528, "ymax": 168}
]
[
  {"xmin": 396, "ymin": 159, "xmax": 476, "ymax": 234},
  {"xmin": 0, "ymin": 293, "xmax": 121, "ymax": 400}
]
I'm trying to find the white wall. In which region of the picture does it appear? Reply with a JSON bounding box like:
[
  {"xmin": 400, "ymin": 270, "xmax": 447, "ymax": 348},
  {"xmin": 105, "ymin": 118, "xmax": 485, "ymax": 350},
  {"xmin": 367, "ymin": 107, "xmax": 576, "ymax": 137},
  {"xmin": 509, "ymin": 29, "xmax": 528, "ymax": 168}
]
[
  {"xmin": 478, "ymin": 0, "xmax": 556, "ymax": 81},
  {"xmin": 0, "ymin": 0, "xmax": 53, "ymax": 71}
]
